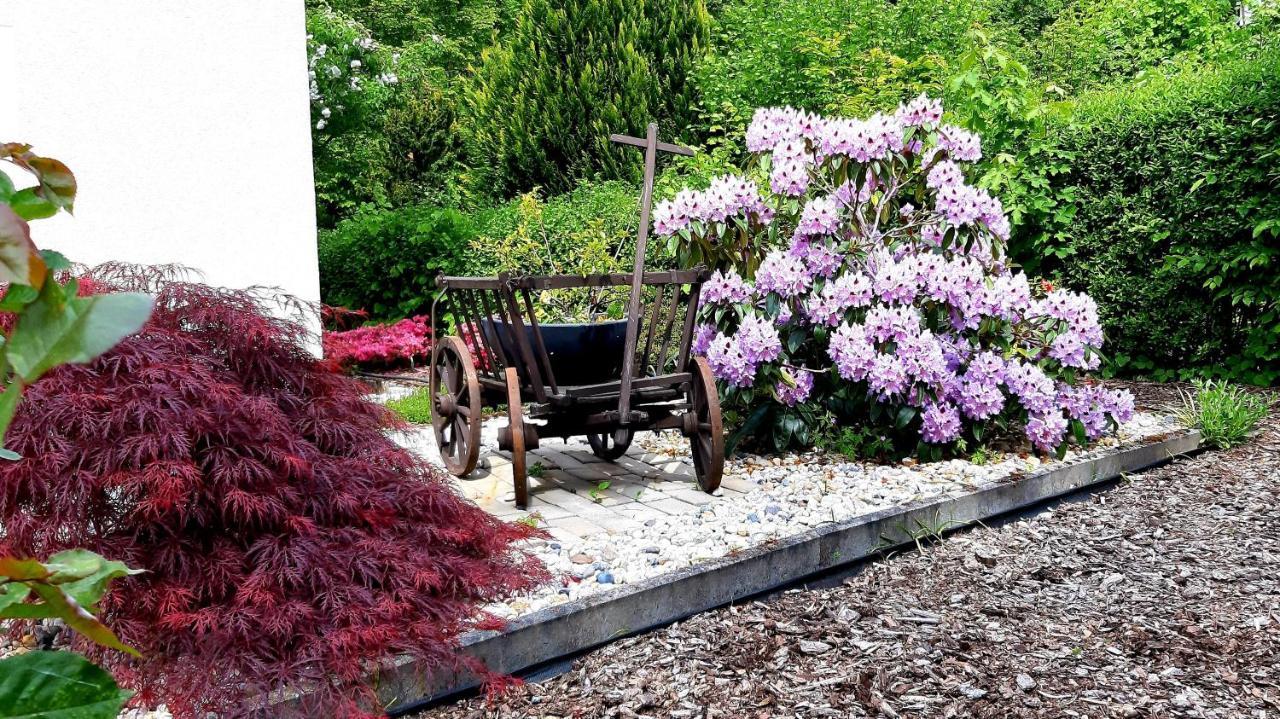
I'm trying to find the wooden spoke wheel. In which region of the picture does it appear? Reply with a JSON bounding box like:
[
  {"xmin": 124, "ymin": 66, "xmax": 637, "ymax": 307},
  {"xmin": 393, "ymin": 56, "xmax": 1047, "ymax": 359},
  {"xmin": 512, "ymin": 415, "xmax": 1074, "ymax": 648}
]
[
  {"xmin": 429, "ymin": 336, "xmax": 481, "ymax": 477},
  {"xmin": 684, "ymin": 357, "xmax": 724, "ymax": 493},
  {"xmin": 504, "ymin": 367, "xmax": 530, "ymax": 509},
  {"xmin": 587, "ymin": 428, "xmax": 633, "ymax": 461}
]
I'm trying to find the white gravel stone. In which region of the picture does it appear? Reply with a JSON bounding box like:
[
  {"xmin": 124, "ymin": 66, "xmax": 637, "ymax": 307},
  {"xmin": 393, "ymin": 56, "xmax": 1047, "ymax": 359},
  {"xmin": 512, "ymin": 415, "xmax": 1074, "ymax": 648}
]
[{"xmin": 380, "ymin": 395, "xmax": 1181, "ymax": 623}]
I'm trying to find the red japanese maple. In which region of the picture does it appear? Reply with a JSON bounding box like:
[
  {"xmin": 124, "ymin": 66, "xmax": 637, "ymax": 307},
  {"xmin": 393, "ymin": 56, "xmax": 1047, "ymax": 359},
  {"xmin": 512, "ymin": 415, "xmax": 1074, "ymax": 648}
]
[{"xmin": 0, "ymin": 266, "xmax": 546, "ymax": 717}]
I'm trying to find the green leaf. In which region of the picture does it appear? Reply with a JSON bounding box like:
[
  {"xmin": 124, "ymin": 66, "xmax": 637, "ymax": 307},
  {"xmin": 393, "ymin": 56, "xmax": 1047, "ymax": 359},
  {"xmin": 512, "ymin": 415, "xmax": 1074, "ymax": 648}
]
[
  {"xmin": 27, "ymin": 583, "xmax": 140, "ymax": 657},
  {"xmin": 787, "ymin": 327, "xmax": 804, "ymax": 354},
  {"xmin": 0, "ymin": 386, "xmax": 25, "ymax": 450},
  {"xmin": 0, "ymin": 583, "xmax": 31, "ymax": 614},
  {"xmin": 0, "ymin": 171, "xmax": 13, "ymax": 201},
  {"xmin": 0, "ymin": 145, "xmax": 76, "ymax": 214},
  {"xmin": 726, "ymin": 403, "xmax": 771, "ymax": 456},
  {"xmin": 1070, "ymin": 419, "xmax": 1088, "ymax": 446},
  {"xmin": 894, "ymin": 405, "xmax": 916, "ymax": 430},
  {"xmin": 40, "ymin": 249, "xmax": 71, "ymax": 271},
  {"xmin": 8, "ymin": 188, "xmax": 58, "ymax": 221},
  {"xmin": 6, "ymin": 284, "xmax": 153, "ymax": 383},
  {"xmin": 0, "ymin": 556, "xmax": 49, "ymax": 582},
  {"xmin": 0, "ymin": 651, "xmax": 132, "ymax": 719},
  {"xmin": 43, "ymin": 550, "xmax": 144, "ymax": 608},
  {"xmin": 0, "ymin": 283, "xmax": 39, "ymax": 312}
]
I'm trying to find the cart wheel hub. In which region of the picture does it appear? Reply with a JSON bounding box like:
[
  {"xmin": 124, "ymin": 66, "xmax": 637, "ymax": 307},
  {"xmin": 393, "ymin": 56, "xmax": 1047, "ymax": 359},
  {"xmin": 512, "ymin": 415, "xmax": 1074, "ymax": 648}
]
[
  {"xmin": 682, "ymin": 411, "xmax": 699, "ymax": 437},
  {"xmin": 437, "ymin": 394, "xmax": 457, "ymax": 417}
]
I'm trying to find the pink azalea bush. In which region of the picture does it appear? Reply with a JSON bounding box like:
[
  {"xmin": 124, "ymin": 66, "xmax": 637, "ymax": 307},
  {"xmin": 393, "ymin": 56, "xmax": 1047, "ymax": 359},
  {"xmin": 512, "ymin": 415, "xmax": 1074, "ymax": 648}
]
[
  {"xmin": 323, "ymin": 315, "xmax": 432, "ymax": 370},
  {"xmin": 656, "ymin": 95, "xmax": 1134, "ymax": 457}
]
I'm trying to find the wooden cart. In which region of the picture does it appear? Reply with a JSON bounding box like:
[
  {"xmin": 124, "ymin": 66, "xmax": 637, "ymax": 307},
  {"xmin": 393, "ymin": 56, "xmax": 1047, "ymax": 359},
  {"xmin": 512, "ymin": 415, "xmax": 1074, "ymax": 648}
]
[{"xmin": 428, "ymin": 125, "xmax": 724, "ymax": 509}]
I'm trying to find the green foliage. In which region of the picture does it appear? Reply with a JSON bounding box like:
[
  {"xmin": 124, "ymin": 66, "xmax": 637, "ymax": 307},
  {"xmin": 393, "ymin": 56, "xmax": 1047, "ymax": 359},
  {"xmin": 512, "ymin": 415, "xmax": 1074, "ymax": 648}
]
[
  {"xmin": 0, "ymin": 146, "xmax": 148, "ymax": 713},
  {"xmin": 1028, "ymin": 0, "xmax": 1236, "ymax": 92},
  {"xmin": 0, "ymin": 651, "xmax": 132, "ymax": 719},
  {"xmin": 693, "ymin": 0, "xmax": 998, "ymax": 131},
  {"xmin": 385, "ymin": 387, "xmax": 433, "ymax": 423},
  {"xmin": 468, "ymin": 180, "xmax": 644, "ymax": 272},
  {"xmin": 307, "ymin": 3, "xmax": 479, "ymax": 226},
  {"xmin": 814, "ymin": 423, "xmax": 897, "ymax": 461},
  {"xmin": 0, "ymin": 551, "xmax": 143, "ymax": 657},
  {"xmin": 381, "ymin": 55, "xmax": 464, "ymax": 209},
  {"xmin": 1173, "ymin": 379, "xmax": 1271, "ymax": 448},
  {"xmin": 307, "ymin": 5, "xmax": 400, "ymax": 227},
  {"xmin": 322, "ymin": 0, "xmax": 515, "ymax": 57},
  {"xmin": 464, "ymin": 0, "xmax": 711, "ymax": 198},
  {"xmin": 318, "ymin": 204, "xmax": 476, "ymax": 319},
  {"xmin": 943, "ymin": 30, "xmax": 1078, "ymax": 260},
  {"xmin": 1020, "ymin": 46, "xmax": 1280, "ymax": 383},
  {"xmin": 470, "ymin": 192, "xmax": 634, "ymax": 322}
]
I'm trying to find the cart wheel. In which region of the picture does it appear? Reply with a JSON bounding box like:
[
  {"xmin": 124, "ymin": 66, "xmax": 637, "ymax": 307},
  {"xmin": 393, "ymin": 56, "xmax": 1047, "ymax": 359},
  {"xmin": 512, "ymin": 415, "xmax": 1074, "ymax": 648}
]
[
  {"xmin": 685, "ymin": 357, "xmax": 724, "ymax": 493},
  {"xmin": 430, "ymin": 336, "xmax": 481, "ymax": 477},
  {"xmin": 504, "ymin": 367, "xmax": 530, "ymax": 509},
  {"xmin": 587, "ymin": 429, "xmax": 633, "ymax": 461}
]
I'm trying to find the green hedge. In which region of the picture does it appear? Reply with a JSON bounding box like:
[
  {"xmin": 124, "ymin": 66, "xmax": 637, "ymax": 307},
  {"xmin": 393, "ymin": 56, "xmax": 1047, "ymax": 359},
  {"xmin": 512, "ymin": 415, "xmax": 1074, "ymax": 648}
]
[
  {"xmin": 317, "ymin": 180, "xmax": 648, "ymax": 319},
  {"xmin": 1021, "ymin": 47, "xmax": 1280, "ymax": 384},
  {"xmin": 466, "ymin": 180, "xmax": 643, "ymax": 274},
  {"xmin": 317, "ymin": 204, "xmax": 476, "ymax": 319}
]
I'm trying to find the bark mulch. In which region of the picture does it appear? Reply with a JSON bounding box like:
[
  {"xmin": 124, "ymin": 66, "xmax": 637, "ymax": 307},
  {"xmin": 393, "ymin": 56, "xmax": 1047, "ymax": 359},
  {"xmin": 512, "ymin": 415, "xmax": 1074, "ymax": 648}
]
[{"xmin": 426, "ymin": 382, "xmax": 1279, "ymax": 718}]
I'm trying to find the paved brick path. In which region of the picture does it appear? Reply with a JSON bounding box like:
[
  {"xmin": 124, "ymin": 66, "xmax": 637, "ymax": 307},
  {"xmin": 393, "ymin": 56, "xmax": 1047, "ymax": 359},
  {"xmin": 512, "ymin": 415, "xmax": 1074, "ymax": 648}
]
[{"xmin": 446, "ymin": 431, "xmax": 753, "ymax": 545}]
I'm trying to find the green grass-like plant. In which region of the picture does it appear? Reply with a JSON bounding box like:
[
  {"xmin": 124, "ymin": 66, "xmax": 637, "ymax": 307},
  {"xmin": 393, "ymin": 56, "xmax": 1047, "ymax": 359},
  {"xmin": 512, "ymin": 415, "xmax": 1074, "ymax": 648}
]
[
  {"xmin": 385, "ymin": 388, "xmax": 434, "ymax": 424},
  {"xmin": 1173, "ymin": 379, "xmax": 1270, "ymax": 449}
]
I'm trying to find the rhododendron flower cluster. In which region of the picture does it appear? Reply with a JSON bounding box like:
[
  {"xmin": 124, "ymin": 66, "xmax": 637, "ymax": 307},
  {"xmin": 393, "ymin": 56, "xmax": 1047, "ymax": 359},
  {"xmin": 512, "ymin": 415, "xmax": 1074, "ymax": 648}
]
[{"xmin": 658, "ymin": 95, "xmax": 1133, "ymax": 456}]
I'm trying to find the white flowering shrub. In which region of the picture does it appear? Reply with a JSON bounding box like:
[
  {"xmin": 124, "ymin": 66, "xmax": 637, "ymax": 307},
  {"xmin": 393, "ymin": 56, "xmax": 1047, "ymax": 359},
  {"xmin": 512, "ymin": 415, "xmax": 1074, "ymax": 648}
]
[
  {"xmin": 655, "ymin": 96, "xmax": 1135, "ymax": 458},
  {"xmin": 306, "ymin": 6, "xmax": 400, "ymax": 135}
]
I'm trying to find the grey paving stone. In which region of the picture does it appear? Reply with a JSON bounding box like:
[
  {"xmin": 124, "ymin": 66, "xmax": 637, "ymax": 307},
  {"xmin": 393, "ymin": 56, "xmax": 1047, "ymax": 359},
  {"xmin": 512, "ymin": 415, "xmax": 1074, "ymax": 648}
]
[
  {"xmin": 594, "ymin": 462, "xmax": 642, "ymax": 478},
  {"xmin": 614, "ymin": 501, "xmax": 672, "ymax": 520},
  {"xmin": 614, "ymin": 456, "xmax": 664, "ymax": 478},
  {"xmin": 565, "ymin": 466, "xmax": 614, "ymax": 482},
  {"xmin": 666, "ymin": 488, "xmax": 716, "ymax": 506},
  {"xmin": 645, "ymin": 497, "xmax": 700, "ymax": 516},
  {"xmin": 553, "ymin": 516, "xmax": 609, "ymax": 538},
  {"xmin": 531, "ymin": 447, "xmax": 591, "ymax": 470}
]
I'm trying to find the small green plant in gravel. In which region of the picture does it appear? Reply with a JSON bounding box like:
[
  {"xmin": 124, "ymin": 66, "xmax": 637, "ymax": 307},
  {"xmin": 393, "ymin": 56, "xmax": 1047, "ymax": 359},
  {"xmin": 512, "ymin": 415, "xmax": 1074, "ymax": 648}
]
[
  {"xmin": 589, "ymin": 480, "xmax": 612, "ymax": 503},
  {"xmin": 385, "ymin": 387, "xmax": 433, "ymax": 424},
  {"xmin": 528, "ymin": 461, "xmax": 546, "ymax": 479},
  {"xmin": 1173, "ymin": 379, "xmax": 1270, "ymax": 449},
  {"xmin": 816, "ymin": 425, "xmax": 896, "ymax": 461}
]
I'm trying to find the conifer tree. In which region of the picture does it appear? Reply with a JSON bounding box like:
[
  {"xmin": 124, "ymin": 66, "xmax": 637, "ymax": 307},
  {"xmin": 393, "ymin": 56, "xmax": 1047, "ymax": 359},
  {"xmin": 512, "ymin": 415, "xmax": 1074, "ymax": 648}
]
[{"xmin": 465, "ymin": 0, "xmax": 710, "ymax": 198}]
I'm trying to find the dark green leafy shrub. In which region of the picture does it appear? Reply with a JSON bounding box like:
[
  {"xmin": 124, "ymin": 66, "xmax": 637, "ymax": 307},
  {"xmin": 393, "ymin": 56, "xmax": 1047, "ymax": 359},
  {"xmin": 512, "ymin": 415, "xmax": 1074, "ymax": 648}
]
[
  {"xmin": 1019, "ymin": 46, "xmax": 1280, "ymax": 383},
  {"xmin": 693, "ymin": 0, "xmax": 999, "ymax": 131},
  {"xmin": 318, "ymin": 204, "xmax": 476, "ymax": 319},
  {"xmin": 466, "ymin": 180, "xmax": 646, "ymax": 275},
  {"xmin": 464, "ymin": 0, "xmax": 710, "ymax": 198},
  {"xmin": 1028, "ymin": 0, "xmax": 1236, "ymax": 92},
  {"xmin": 381, "ymin": 56, "xmax": 465, "ymax": 209}
]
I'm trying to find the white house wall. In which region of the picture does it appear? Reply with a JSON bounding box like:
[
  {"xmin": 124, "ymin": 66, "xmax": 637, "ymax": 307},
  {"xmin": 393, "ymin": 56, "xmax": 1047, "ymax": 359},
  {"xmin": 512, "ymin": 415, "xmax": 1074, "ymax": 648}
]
[{"xmin": 0, "ymin": 1, "xmax": 320, "ymax": 315}]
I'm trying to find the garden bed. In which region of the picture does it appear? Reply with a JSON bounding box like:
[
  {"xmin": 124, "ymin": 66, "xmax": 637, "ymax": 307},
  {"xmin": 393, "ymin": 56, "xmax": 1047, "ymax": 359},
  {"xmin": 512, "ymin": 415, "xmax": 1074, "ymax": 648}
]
[
  {"xmin": 428, "ymin": 406, "xmax": 1273, "ymax": 719},
  {"xmin": 366, "ymin": 383, "xmax": 1199, "ymax": 710}
]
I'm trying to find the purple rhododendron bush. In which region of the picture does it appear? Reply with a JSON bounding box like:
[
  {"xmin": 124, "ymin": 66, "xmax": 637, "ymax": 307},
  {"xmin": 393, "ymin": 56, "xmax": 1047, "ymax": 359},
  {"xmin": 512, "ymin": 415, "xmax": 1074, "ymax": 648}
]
[{"xmin": 654, "ymin": 95, "xmax": 1134, "ymax": 458}]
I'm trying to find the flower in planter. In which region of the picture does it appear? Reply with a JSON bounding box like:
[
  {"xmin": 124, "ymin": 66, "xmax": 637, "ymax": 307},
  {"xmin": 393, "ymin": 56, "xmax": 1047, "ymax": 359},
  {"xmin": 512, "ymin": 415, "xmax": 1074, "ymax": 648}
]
[{"xmin": 658, "ymin": 95, "xmax": 1132, "ymax": 457}]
